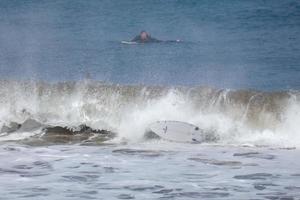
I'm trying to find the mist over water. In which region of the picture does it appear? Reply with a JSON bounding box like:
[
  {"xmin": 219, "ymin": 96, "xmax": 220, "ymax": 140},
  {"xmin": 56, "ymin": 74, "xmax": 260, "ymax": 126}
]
[{"xmin": 0, "ymin": 0, "xmax": 299, "ymax": 89}]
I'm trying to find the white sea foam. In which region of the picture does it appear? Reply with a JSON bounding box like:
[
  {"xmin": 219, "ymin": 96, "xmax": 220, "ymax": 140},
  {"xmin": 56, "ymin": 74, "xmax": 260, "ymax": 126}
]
[{"xmin": 0, "ymin": 80, "xmax": 299, "ymax": 147}]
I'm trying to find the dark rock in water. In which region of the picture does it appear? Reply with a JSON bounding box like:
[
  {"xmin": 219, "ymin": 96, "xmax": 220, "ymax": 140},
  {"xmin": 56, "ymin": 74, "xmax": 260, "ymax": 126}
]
[
  {"xmin": 19, "ymin": 119, "xmax": 43, "ymax": 132},
  {"xmin": 1, "ymin": 122, "xmax": 21, "ymax": 133}
]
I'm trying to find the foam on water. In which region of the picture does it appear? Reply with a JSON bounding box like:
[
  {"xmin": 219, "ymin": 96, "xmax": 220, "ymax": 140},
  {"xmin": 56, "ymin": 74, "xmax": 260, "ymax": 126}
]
[
  {"xmin": 0, "ymin": 80, "xmax": 299, "ymax": 147},
  {"xmin": 0, "ymin": 142, "xmax": 300, "ymax": 199}
]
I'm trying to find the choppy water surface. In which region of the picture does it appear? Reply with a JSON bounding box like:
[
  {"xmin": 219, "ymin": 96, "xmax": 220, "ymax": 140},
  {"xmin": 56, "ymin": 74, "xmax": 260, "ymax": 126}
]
[
  {"xmin": 0, "ymin": 143, "xmax": 299, "ymax": 200},
  {"xmin": 0, "ymin": 81, "xmax": 299, "ymax": 199}
]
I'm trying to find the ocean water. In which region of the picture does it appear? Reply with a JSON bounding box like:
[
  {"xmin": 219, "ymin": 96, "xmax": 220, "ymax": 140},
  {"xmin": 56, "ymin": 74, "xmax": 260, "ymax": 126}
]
[{"xmin": 0, "ymin": 0, "xmax": 300, "ymax": 199}]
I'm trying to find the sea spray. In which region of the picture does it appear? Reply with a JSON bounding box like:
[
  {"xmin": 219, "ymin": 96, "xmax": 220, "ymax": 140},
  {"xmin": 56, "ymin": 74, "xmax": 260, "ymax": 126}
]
[{"xmin": 0, "ymin": 80, "xmax": 299, "ymax": 147}]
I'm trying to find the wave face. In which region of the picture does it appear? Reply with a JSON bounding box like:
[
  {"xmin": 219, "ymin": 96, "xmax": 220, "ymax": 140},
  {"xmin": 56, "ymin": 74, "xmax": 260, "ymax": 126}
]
[{"xmin": 0, "ymin": 80, "xmax": 299, "ymax": 147}]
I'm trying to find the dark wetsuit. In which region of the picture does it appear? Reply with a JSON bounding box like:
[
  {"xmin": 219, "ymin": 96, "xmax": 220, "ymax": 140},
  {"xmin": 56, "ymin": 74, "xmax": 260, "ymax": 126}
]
[{"xmin": 131, "ymin": 35, "xmax": 161, "ymax": 43}]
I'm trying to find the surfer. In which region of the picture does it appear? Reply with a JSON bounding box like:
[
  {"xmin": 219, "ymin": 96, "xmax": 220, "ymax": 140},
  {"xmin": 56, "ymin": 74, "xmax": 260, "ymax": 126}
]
[
  {"xmin": 131, "ymin": 31, "xmax": 161, "ymax": 43},
  {"xmin": 122, "ymin": 31, "xmax": 180, "ymax": 44}
]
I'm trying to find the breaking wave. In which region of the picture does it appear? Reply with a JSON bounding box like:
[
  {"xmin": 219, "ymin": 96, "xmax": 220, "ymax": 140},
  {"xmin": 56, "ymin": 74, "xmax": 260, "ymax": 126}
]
[{"xmin": 0, "ymin": 80, "xmax": 299, "ymax": 147}]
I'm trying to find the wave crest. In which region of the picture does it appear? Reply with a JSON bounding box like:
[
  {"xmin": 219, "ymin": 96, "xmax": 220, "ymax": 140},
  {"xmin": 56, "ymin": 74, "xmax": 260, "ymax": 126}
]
[{"xmin": 0, "ymin": 80, "xmax": 299, "ymax": 147}]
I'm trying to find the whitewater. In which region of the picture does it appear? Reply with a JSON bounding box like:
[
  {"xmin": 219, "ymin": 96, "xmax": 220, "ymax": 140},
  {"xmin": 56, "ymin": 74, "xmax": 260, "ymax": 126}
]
[
  {"xmin": 0, "ymin": 81, "xmax": 299, "ymax": 199},
  {"xmin": 0, "ymin": 80, "xmax": 299, "ymax": 147}
]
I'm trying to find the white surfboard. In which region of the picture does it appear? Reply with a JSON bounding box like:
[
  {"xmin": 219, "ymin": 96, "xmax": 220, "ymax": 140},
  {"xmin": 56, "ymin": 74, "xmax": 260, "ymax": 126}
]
[
  {"xmin": 121, "ymin": 41, "xmax": 138, "ymax": 45},
  {"xmin": 147, "ymin": 121, "xmax": 204, "ymax": 143}
]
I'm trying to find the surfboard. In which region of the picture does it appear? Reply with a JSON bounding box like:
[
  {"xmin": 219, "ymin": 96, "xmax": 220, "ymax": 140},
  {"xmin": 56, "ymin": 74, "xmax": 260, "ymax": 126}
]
[
  {"xmin": 121, "ymin": 41, "xmax": 138, "ymax": 45},
  {"xmin": 147, "ymin": 121, "xmax": 204, "ymax": 143},
  {"xmin": 121, "ymin": 40, "xmax": 181, "ymax": 44}
]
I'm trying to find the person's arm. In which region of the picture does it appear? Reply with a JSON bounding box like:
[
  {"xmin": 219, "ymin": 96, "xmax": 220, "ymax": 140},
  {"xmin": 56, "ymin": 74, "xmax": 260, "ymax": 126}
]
[
  {"xmin": 148, "ymin": 36, "xmax": 161, "ymax": 43},
  {"xmin": 131, "ymin": 35, "xmax": 141, "ymax": 42}
]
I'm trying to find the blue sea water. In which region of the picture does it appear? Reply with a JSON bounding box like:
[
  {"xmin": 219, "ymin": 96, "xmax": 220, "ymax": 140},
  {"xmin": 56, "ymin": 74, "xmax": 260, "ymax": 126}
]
[
  {"xmin": 0, "ymin": 0, "xmax": 299, "ymax": 90},
  {"xmin": 1, "ymin": 1, "xmax": 300, "ymax": 200}
]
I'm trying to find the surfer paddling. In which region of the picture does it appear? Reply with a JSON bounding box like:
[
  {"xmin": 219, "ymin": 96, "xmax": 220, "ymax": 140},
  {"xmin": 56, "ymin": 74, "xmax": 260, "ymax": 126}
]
[
  {"xmin": 131, "ymin": 31, "xmax": 161, "ymax": 43},
  {"xmin": 129, "ymin": 31, "xmax": 180, "ymax": 44}
]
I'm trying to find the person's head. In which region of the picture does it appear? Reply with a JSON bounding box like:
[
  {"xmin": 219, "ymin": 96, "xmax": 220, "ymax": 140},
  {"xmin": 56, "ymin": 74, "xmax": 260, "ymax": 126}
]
[{"xmin": 140, "ymin": 31, "xmax": 149, "ymax": 40}]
